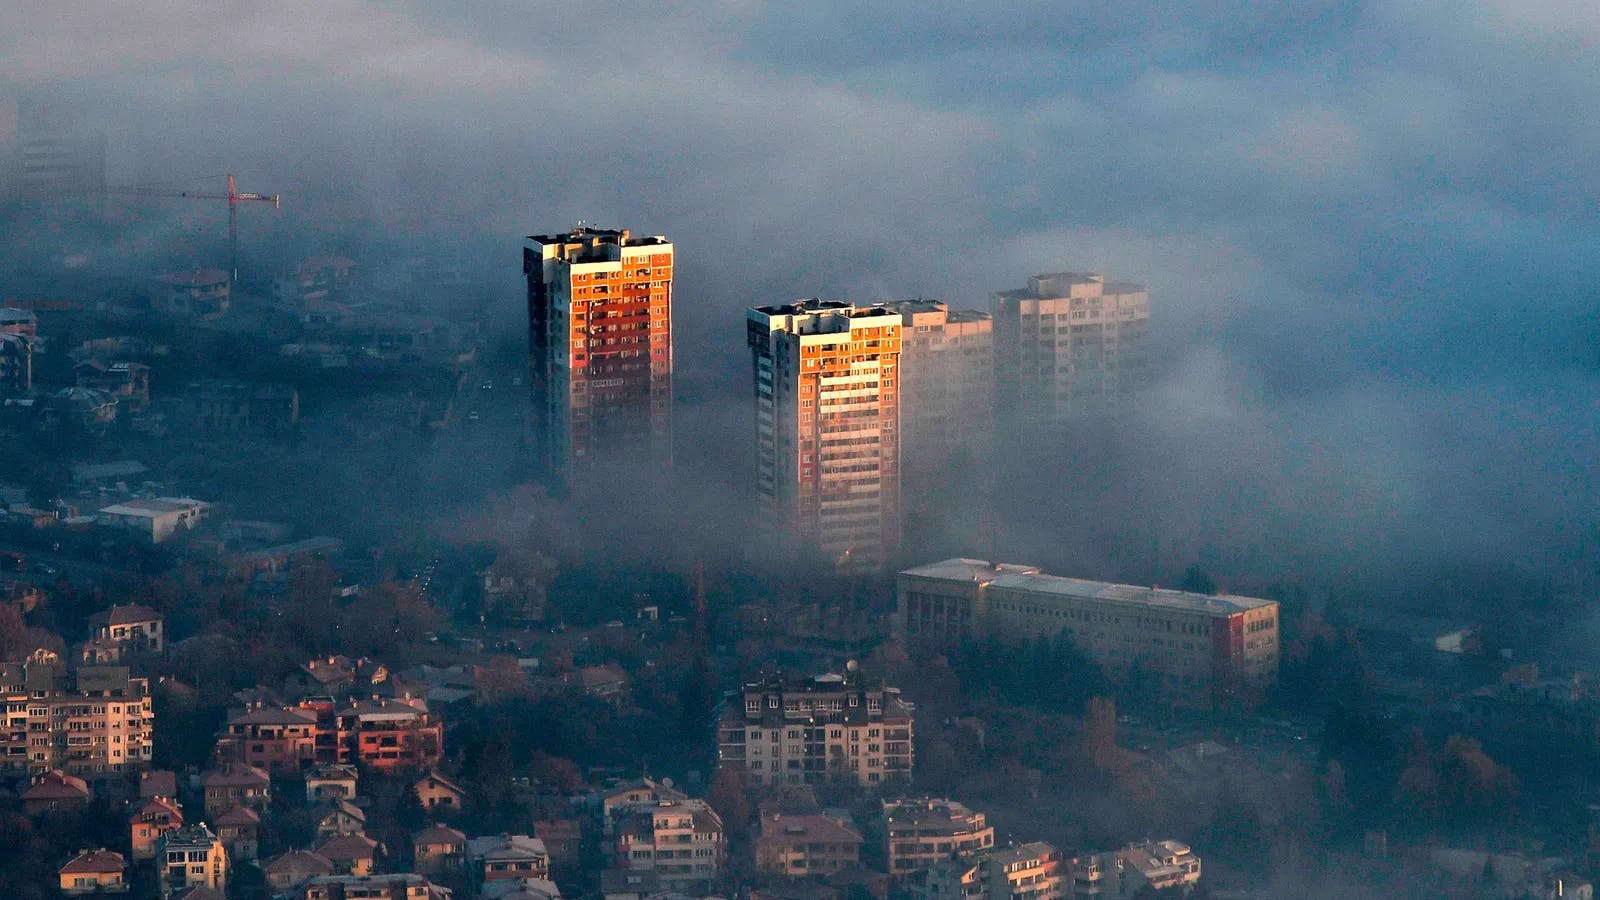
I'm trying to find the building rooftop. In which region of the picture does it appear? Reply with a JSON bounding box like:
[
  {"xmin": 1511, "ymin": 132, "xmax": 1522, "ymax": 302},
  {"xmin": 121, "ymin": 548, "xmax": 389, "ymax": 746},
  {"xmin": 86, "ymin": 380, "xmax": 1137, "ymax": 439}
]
[
  {"xmin": 161, "ymin": 824, "xmax": 220, "ymax": 850},
  {"xmin": 315, "ymin": 833, "xmax": 379, "ymax": 861},
  {"xmin": 899, "ymin": 558, "xmax": 1041, "ymax": 584},
  {"xmin": 759, "ymin": 812, "xmax": 862, "ymax": 845},
  {"xmin": 413, "ymin": 824, "xmax": 466, "ymax": 845},
  {"xmin": 158, "ymin": 269, "xmax": 230, "ymax": 287},
  {"xmin": 89, "ymin": 603, "xmax": 162, "ymax": 628},
  {"xmin": 98, "ymin": 497, "xmax": 208, "ymax": 517},
  {"xmin": 468, "ymin": 833, "xmax": 548, "ymax": 862},
  {"xmin": 988, "ymin": 572, "xmax": 1275, "ymax": 616},
  {"xmin": 263, "ymin": 849, "xmax": 333, "ymax": 878},
  {"xmin": 988, "ymin": 841, "xmax": 1059, "ymax": 868},
  {"xmin": 526, "ymin": 225, "xmax": 670, "ymax": 248},
  {"xmin": 903, "ymin": 558, "xmax": 1274, "ymax": 617},
  {"xmin": 214, "ymin": 804, "xmax": 261, "ymax": 826},
  {"xmin": 59, "ymin": 848, "xmax": 124, "ymax": 875}
]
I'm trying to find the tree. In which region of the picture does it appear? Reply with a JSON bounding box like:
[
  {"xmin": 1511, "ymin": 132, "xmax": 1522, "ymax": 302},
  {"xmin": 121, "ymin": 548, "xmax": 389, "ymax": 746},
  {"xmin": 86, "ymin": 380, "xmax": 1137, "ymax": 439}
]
[
  {"xmin": 707, "ymin": 766, "xmax": 752, "ymax": 840},
  {"xmin": 1178, "ymin": 565, "xmax": 1217, "ymax": 595},
  {"xmin": 1079, "ymin": 696, "xmax": 1121, "ymax": 775},
  {"xmin": 0, "ymin": 604, "xmax": 26, "ymax": 658}
]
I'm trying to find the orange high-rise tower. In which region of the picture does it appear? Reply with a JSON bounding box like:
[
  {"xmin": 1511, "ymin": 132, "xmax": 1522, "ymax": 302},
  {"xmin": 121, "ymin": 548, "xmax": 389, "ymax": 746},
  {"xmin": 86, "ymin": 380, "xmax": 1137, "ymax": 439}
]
[{"xmin": 524, "ymin": 227, "xmax": 673, "ymax": 486}]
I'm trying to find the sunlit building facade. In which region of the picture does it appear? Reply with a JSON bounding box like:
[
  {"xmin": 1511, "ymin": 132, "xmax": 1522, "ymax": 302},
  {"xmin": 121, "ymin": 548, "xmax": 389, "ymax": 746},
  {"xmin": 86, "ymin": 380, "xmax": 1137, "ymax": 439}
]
[
  {"xmin": 992, "ymin": 273, "xmax": 1150, "ymax": 424},
  {"xmin": 878, "ymin": 301, "xmax": 993, "ymax": 500},
  {"xmin": 747, "ymin": 300, "xmax": 902, "ymax": 570},
  {"xmin": 524, "ymin": 226, "xmax": 673, "ymax": 486}
]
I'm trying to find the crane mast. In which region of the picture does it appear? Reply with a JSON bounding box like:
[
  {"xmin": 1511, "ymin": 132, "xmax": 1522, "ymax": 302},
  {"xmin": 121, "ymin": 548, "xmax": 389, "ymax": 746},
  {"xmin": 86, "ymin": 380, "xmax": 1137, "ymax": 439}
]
[{"xmin": 106, "ymin": 174, "xmax": 281, "ymax": 285}]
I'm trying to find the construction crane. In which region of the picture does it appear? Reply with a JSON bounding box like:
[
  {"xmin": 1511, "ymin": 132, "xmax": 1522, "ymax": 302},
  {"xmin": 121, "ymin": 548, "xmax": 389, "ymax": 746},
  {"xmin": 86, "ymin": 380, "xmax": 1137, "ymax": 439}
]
[{"xmin": 106, "ymin": 174, "xmax": 281, "ymax": 285}]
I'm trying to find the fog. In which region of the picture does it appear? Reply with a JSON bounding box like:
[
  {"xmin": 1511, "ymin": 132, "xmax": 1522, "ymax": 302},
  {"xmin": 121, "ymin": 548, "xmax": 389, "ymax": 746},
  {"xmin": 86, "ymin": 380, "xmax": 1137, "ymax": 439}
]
[{"xmin": 3, "ymin": 1, "xmax": 1598, "ymax": 617}]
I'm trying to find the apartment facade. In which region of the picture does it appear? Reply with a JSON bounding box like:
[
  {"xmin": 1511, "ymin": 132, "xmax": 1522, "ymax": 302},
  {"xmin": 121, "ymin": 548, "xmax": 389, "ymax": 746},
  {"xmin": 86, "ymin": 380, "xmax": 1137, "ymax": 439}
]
[
  {"xmin": 159, "ymin": 824, "xmax": 228, "ymax": 898},
  {"xmin": 896, "ymin": 559, "xmax": 1280, "ymax": 708},
  {"xmin": 878, "ymin": 301, "xmax": 993, "ymax": 494},
  {"xmin": 609, "ymin": 798, "xmax": 725, "ymax": 887},
  {"xmin": 524, "ymin": 226, "xmax": 673, "ymax": 485},
  {"xmin": 755, "ymin": 811, "xmax": 862, "ymax": 877},
  {"xmin": 1068, "ymin": 840, "xmax": 1200, "ymax": 898},
  {"xmin": 747, "ymin": 300, "xmax": 903, "ymax": 570},
  {"xmin": 717, "ymin": 671, "xmax": 914, "ymax": 788},
  {"xmin": 883, "ymin": 797, "xmax": 995, "ymax": 876},
  {"xmin": 991, "ymin": 273, "xmax": 1150, "ymax": 424},
  {"xmin": 0, "ymin": 656, "xmax": 154, "ymax": 780},
  {"xmin": 219, "ymin": 696, "xmax": 442, "ymax": 773},
  {"xmin": 911, "ymin": 842, "xmax": 1063, "ymax": 900}
]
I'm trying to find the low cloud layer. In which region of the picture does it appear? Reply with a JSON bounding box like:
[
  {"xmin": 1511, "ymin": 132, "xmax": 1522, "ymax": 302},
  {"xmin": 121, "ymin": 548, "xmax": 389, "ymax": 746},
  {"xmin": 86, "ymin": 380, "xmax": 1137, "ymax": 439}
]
[{"xmin": 3, "ymin": 3, "xmax": 1597, "ymax": 613}]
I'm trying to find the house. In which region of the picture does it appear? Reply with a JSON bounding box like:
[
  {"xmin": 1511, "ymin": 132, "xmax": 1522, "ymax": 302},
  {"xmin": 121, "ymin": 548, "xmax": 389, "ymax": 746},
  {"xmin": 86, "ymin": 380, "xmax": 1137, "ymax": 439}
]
[
  {"xmin": 24, "ymin": 769, "xmax": 91, "ymax": 814},
  {"xmin": 600, "ymin": 868, "xmax": 662, "ymax": 900},
  {"xmin": 306, "ymin": 763, "xmax": 360, "ymax": 803},
  {"xmin": 46, "ymin": 386, "xmax": 119, "ymax": 430},
  {"xmin": 97, "ymin": 497, "xmax": 211, "ymax": 544},
  {"xmin": 159, "ymin": 824, "xmax": 228, "ymax": 897},
  {"xmin": 534, "ymin": 817, "xmax": 582, "ymax": 870},
  {"xmin": 140, "ymin": 769, "xmax": 179, "ymax": 799},
  {"xmin": 201, "ymin": 762, "xmax": 272, "ymax": 816},
  {"xmin": 340, "ymin": 695, "xmax": 444, "ymax": 772},
  {"xmin": 756, "ymin": 812, "xmax": 863, "ymax": 877},
  {"xmin": 215, "ymin": 804, "xmax": 262, "ymax": 861},
  {"xmin": 263, "ymin": 849, "xmax": 334, "ymax": 894},
  {"xmin": 600, "ymin": 778, "xmax": 688, "ymax": 832},
  {"xmin": 59, "ymin": 849, "xmax": 128, "ymax": 895},
  {"xmin": 129, "ymin": 795, "xmax": 185, "ymax": 861},
  {"xmin": 156, "ymin": 269, "xmax": 230, "ymax": 318},
  {"xmin": 315, "ymin": 833, "xmax": 381, "ymax": 876},
  {"xmin": 609, "ymin": 799, "xmax": 725, "ymax": 887},
  {"xmin": 87, "ymin": 603, "xmax": 165, "ymax": 655},
  {"xmin": 412, "ymin": 824, "xmax": 467, "ymax": 875},
  {"xmin": 76, "ymin": 359, "xmax": 150, "ymax": 410},
  {"xmin": 469, "ymin": 834, "xmax": 550, "ymax": 885},
  {"xmin": 220, "ymin": 704, "xmax": 319, "ymax": 773},
  {"xmin": 312, "ymin": 799, "xmax": 367, "ymax": 839},
  {"xmin": 414, "ymin": 771, "xmax": 467, "ymax": 812}
]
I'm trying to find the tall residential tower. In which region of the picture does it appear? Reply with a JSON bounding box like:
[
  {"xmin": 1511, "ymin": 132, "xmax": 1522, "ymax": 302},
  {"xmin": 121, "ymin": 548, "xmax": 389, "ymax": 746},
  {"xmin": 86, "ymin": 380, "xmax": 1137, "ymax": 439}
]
[
  {"xmin": 991, "ymin": 273, "xmax": 1150, "ymax": 425},
  {"xmin": 747, "ymin": 301, "xmax": 902, "ymax": 570},
  {"xmin": 524, "ymin": 227, "xmax": 673, "ymax": 486},
  {"xmin": 879, "ymin": 300, "xmax": 993, "ymax": 495}
]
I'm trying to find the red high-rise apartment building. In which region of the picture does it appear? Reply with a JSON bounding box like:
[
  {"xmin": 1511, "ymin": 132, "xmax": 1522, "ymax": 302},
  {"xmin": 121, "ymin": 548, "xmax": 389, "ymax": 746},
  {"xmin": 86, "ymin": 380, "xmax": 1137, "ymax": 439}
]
[{"xmin": 524, "ymin": 226, "xmax": 673, "ymax": 486}]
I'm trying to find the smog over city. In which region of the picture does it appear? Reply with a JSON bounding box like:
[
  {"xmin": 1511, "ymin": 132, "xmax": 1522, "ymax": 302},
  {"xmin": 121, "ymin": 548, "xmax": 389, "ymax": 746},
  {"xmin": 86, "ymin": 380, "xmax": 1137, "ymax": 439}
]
[{"xmin": 0, "ymin": 5, "xmax": 1597, "ymax": 899}]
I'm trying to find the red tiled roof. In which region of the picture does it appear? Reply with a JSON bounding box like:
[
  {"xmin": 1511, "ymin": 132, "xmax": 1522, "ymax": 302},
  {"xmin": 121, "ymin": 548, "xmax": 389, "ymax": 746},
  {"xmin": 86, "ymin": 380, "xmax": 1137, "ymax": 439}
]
[{"xmin": 59, "ymin": 849, "xmax": 124, "ymax": 875}]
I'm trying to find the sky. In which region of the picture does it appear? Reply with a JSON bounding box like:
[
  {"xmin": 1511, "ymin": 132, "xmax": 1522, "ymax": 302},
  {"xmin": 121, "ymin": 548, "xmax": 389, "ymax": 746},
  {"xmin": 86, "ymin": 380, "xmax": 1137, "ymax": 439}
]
[{"xmin": 2, "ymin": 2, "xmax": 1597, "ymax": 613}]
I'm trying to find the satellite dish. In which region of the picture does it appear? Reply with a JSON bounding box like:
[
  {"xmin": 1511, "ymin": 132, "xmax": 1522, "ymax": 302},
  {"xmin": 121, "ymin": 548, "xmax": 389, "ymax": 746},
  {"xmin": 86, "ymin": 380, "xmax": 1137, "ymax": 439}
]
[{"xmin": 661, "ymin": 777, "xmax": 674, "ymax": 789}]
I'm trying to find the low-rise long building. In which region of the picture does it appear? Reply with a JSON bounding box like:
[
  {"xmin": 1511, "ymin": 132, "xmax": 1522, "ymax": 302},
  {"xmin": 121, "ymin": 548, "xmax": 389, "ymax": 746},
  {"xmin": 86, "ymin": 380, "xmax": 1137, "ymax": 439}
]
[{"xmin": 896, "ymin": 559, "xmax": 1279, "ymax": 708}]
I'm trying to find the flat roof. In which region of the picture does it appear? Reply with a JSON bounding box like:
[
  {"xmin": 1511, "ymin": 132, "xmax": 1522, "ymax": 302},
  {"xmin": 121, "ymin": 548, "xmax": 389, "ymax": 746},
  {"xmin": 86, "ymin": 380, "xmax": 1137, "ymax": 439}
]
[
  {"xmin": 99, "ymin": 497, "xmax": 208, "ymax": 517},
  {"xmin": 899, "ymin": 558, "xmax": 1041, "ymax": 583},
  {"xmin": 902, "ymin": 558, "xmax": 1275, "ymax": 617},
  {"xmin": 988, "ymin": 572, "xmax": 1275, "ymax": 616}
]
